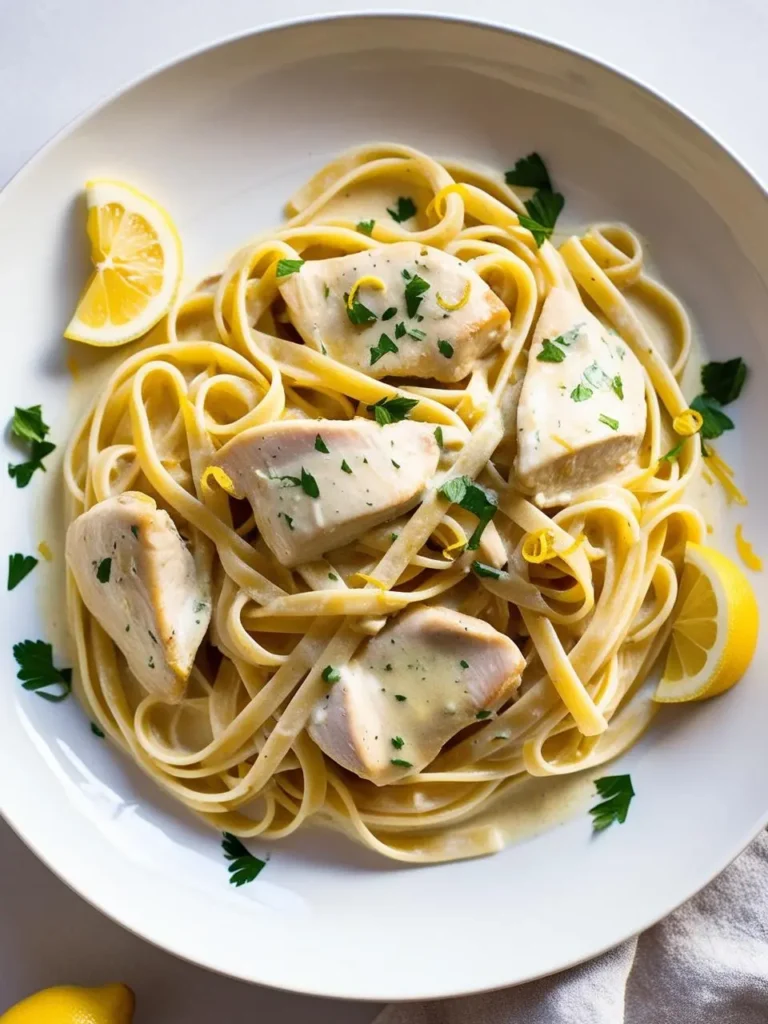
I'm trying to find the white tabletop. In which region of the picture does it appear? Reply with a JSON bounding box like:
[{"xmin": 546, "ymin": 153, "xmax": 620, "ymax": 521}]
[{"xmin": 2, "ymin": 0, "xmax": 766, "ymax": 1019}]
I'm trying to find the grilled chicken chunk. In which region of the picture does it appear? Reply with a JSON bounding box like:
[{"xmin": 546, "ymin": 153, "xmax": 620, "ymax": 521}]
[
  {"xmin": 211, "ymin": 418, "xmax": 440, "ymax": 568},
  {"xmin": 515, "ymin": 287, "xmax": 647, "ymax": 506},
  {"xmin": 278, "ymin": 242, "xmax": 510, "ymax": 382},
  {"xmin": 66, "ymin": 493, "xmax": 211, "ymax": 701},
  {"xmin": 308, "ymin": 605, "xmax": 524, "ymax": 785}
]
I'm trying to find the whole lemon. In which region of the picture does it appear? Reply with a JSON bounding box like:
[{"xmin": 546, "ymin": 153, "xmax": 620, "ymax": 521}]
[{"xmin": 0, "ymin": 983, "xmax": 134, "ymax": 1023}]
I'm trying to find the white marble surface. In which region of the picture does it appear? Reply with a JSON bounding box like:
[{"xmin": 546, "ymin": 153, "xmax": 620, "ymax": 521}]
[{"xmin": 1, "ymin": 0, "xmax": 767, "ymax": 1019}]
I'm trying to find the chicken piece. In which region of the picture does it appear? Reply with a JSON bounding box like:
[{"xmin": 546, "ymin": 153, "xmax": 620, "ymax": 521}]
[
  {"xmin": 66, "ymin": 492, "xmax": 211, "ymax": 702},
  {"xmin": 211, "ymin": 418, "xmax": 440, "ymax": 568},
  {"xmin": 278, "ymin": 241, "xmax": 509, "ymax": 382},
  {"xmin": 515, "ymin": 287, "xmax": 647, "ymax": 506},
  {"xmin": 308, "ymin": 606, "xmax": 524, "ymax": 785}
]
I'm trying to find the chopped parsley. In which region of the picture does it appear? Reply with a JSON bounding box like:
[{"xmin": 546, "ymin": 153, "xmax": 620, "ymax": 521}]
[
  {"xmin": 8, "ymin": 440, "xmax": 56, "ymax": 488},
  {"xmin": 368, "ymin": 395, "xmax": 419, "ymax": 425},
  {"xmin": 357, "ymin": 219, "xmax": 375, "ymax": 235},
  {"xmin": 130, "ymin": 525, "xmax": 139, "ymax": 539},
  {"xmin": 437, "ymin": 339, "xmax": 454, "ymax": 359},
  {"xmin": 395, "ymin": 694, "xmax": 407, "ymax": 702},
  {"xmin": 598, "ymin": 414, "xmax": 619, "ymax": 431},
  {"xmin": 328, "ymin": 572, "xmax": 339, "ymax": 581},
  {"xmin": 322, "ymin": 665, "xmax": 341, "ymax": 683},
  {"xmin": 11, "ymin": 405, "xmax": 50, "ymax": 443},
  {"xmin": 434, "ymin": 426, "xmax": 444, "ymax": 448},
  {"xmin": 323, "ymin": 283, "xmax": 330, "ymax": 299},
  {"xmin": 390, "ymin": 533, "xmax": 398, "ymax": 541},
  {"xmin": 314, "ymin": 434, "xmax": 330, "ymax": 454},
  {"xmin": 391, "ymin": 460, "xmax": 400, "ymax": 469},
  {"xmin": 505, "ymin": 152, "xmax": 552, "ymax": 189},
  {"xmin": 370, "ymin": 333, "xmax": 399, "ymax": 365},
  {"xmin": 300, "ymin": 467, "xmax": 319, "ymax": 498},
  {"xmin": 396, "ymin": 324, "xmax": 426, "ymax": 340},
  {"xmin": 278, "ymin": 512, "xmax": 295, "ymax": 531},
  {"xmin": 222, "ymin": 832, "xmax": 267, "ymax": 886},
  {"xmin": 90, "ymin": 721, "xmax": 105, "ymax": 738},
  {"xmin": 13, "ymin": 639, "xmax": 71, "ymax": 703},
  {"xmin": 660, "ymin": 440, "xmax": 685, "ymax": 463},
  {"xmin": 275, "ymin": 258, "xmax": 304, "ymax": 278},
  {"xmin": 96, "ymin": 557, "xmax": 112, "ymax": 583},
  {"xmin": 382, "ymin": 306, "xmax": 398, "ymax": 321},
  {"xmin": 340, "ymin": 459, "xmax": 352, "ymax": 474},
  {"xmin": 537, "ymin": 339, "xmax": 567, "ymax": 363},
  {"xmin": 583, "ymin": 361, "xmax": 613, "ymax": 391},
  {"xmin": 472, "ymin": 561, "xmax": 503, "ymax": 579},
  {"xmin": 589, "ymin": 774, "xmax": 635, "ymax": 831},
  {"xmin": 387, "ymin": 196, "xmax": 416, "ymax": 223},
  {"xmin": 390, "ymin": 758, "xmax": 413, "ymax": 768},
  {"xmin": 391, "ymin": 736, "xmax": 405, "ymax": 749},
  {"xmin": 476, "ymin": 709, "xmax": 492, "ymax": 720},
  {"xmin": 570, "ymin": 382, "xmax": 593, "ymax": 403},
  {"xmin": 344, "ymin": 292, "xmax": 378, "ymax": 326},
  {"xmin": 402, "ymin": 271, "xmax": 430, "ymax": 317},
  {"xmin": 690, "ymin": 394, "xmax": 734, "ymax": 440},
  {"xmin": 518, "ymin": 188, "xmax": 564, "ymax": 247},
  {"xmin": 460, "ymin": 659, "xmax": 469, "ymax": 669},
  {"xmin": 700, "ymin": 357, "xmax": 747, "ymax": 406},
  {"xmin": 8, "ymin": 553, "xmax": 38, "ymax": 591},
  {"xmin": 438, "ymin": 476, "xmax": 498, "ymax": 549},
  {"xmin": 612, "ymin": 375, "xmax": 624, "ymax": 400}
]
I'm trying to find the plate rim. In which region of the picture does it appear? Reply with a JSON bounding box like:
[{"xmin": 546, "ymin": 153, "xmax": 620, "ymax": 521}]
[{"xmin": 2, "ymin": 8, "xmax": 768, "ymax": 1002}]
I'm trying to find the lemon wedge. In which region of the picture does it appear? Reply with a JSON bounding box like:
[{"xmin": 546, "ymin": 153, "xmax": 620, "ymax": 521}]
[
  {"xmin": 0, "ymin": 983, "xmax": 134, "ymax": 1024},
  {"xmin": 64, "ymin": 179, "xmax": 182, "ymax": 346},
  {"xmin": 655, "ymin": 542, "xmax": 759, "ymax": 702}
]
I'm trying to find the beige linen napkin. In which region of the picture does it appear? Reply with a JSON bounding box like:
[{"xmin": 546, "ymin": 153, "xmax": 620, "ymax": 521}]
[{"xmin": 377, "ymin": 831, "xmax": 768, "ymax": 1024}]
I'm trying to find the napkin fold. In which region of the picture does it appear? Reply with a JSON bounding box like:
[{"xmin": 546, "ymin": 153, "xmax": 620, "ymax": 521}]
[{"xmin": 377, "ymin": 831, "xmax": 768, "ymax": 1024}]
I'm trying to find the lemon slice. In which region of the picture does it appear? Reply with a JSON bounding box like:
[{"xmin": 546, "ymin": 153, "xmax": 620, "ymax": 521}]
[
  {"xmin": 655, "ymin": 542, "xmax": 759, "ymax": 702},
  {"xmin": 64, "ymin": 179, "xmax": 182, "ymax": 346}
]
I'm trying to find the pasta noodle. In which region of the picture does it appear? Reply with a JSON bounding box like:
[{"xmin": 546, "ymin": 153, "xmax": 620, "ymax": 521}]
[{"xmin": 64, "ymin": 143, "xmax": 705, "ymax": 863}]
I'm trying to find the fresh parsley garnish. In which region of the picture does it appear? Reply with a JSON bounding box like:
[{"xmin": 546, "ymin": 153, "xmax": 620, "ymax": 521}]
[
  {"xmin": 13, "ymin": 639, "xmax": 72, "ymax": 703},
  {"xmin": 570, "ymin": 382, "xmax": 593, "ymax": 403},
  {"xmin": 370, "ymin": 333, "xmax": 399, "ymax": 365},
  {"xmin": 387, "ymin": 196, "xmax": 417, "ymax": 223},
  {"xmin": 660, "ymin": 440, "xmax": 684, "ymax": 463},
  {"xmin": 222, "ymin": 832, "xmax": 267, "ymax": 886},
  {"xmin": 700, "ymin": 357, "xmax": 747, "ymax": 406},
  {"xmin": 391, "ymin": 736, "xmax": 405, "ymax": 749},
  {"xmin": 394, "ymin": 694, "xmax": 407, "ymax": 702},
  {"xmin": 690, "ymin": 394, "xmax": 734, "ymax": 440},
  {"xmin": 96, "ymin": 557, "xmax": 111, "ymax": 583},
  {"xmin": 434, "ymin": 426, "xmax": 444, "ymax": 448},
  {"xmin": 438, "ymin": 476, "xmax": 498, "ymax": 550},
  {"xmin": 322, "ymin": 665, "xmax": 341, "ymax": 683},
  {"xmin": 460, "ymin": 659, "xmax": 469, "ymax": 669},
  {"xmin": 504, "ymin": 152, "xmax": 552, "ymax": 190},
  {"xmin": 583, "ymin": 362, "xmax": 612, "ymax": 391},
  {"xmin": 403, "ymin": 272, "xmax": 430, "ymax": 317},
  {"xmin": 612, "ymin": 375, "xmax": 624, "ymax": 400},
  {"xmin": 11, "ymin": 405, "xmax": 50, "ymax": 443},
  {"xmin": 357, "ymin": 219, "xmax": 375, "ymax": 235},
  {"xmin": 404, "ymin": 326, "xmax": 426, "ymax": 340},
  {"xmin": 368, "ymin": 395, "xmax": 419, "ymax": 425},
  {"xmin": 382, "ymin": 306, "xmax": 397, "ymax": 321},
  {"xmin": 300, "ymin": 467, "xmax": 319, "ymax": 498},
  {"xmin": 476, "ymin": 709, "xmax": 492, "ymax": 720},
  {"xmin": 275, "ymin": 258, "xmax": 304, "ymax": 278},
  {"xmin": 537, "ymin": 339, "xmax": 566, "ymax": 363},
  {"xmin": 472, "ymin": 561, "xmax": 503, "ymax": 579},
  {"xmin": 437, "ymin": 339, "xmax": 454, "ymax": 359},
  {"xmin": 340, "ymin": 459, "xmax": 352, "ymax": 474},
  {"xmin": 314, "ymin": 434, "xmax": 330, "ymax": 454},
  {"xmin": 390, "ymin": 758, "xmax": 413, "ymax": 768},
  {"xmin": 344, "ymin": 292, "xmax": 378, "ymax": 326},
  {"xmin": 8, "ymin": 440, "xmax": 56, "ymax": 488},
  {"xmin": 91, "ymin": 721, "xmax": 105, "ymax": 738},
  {"xmin": 8, "ymin": 553, "xmax": 38, "ymax": 591},
  {"xmin": 589, "ymin": 774, "xmax": 635, "ymax": 831},
  {"xmin": 598, "ymin": 414, "xmax": 619, "ymax": 431},
  {"xmin": 328, "ymin": 572, "xmax": 339, "ymax": 581},
  {"xmin": 518, "ymin": 189, "xmax": 564, "ymax": 247}
]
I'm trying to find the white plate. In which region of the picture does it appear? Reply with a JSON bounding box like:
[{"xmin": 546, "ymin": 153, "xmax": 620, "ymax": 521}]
[{"xmin": 2, "ymin": 13, "xmax": 768, "ymax": 1002}]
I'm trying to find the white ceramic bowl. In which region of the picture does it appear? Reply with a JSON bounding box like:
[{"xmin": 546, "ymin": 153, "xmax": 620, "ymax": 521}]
[{"xmin": 2, "ymin": 13, "xmax": 768, "ymax": 1002}]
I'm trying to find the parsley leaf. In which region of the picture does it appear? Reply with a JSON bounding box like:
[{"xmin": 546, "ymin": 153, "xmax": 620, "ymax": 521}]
[
  {"xmin": 612, "ymin": 375, "xmax": 624, "ymax": 400},
  {"xmin": 599, "ymin": 414, "xmax": 619, "ymax": 431},
  {"xmin": 438, "ymin": 476, "xmax": 498, "ymax": 550},
  {"xmin": 405, "ymin": 326, "xmax": 426, "ymax": 340},
  {"xmin": 391, "ymin": 736, "xmax": 405, "ymax": 749},
  {"xmin": 368, "ymin": 396, "xmax": 419, "ymax": 425},
  {"xmin": 96, "ymin": 557, "xmax": 111, "ymax": 583},
  {"xmin": 701, "ymin": 357, "xmax": 747, "ymax": 405},
  {"xmin": 344, "ymin": 291, "xmax": 378, "ymax": 326},
  {"xmin": 387, "ymin": 196, "xmax": 417, "ymax": 223},
  {"xmin": 11, "ymin": 405, "xmax": 50, "ymax": 443},
  {"xmin": 552, "ymin": 324, "xmax": 583, "ymax": 347},
  {"xmin": 222, "ymin": 832, "xmax": 267, "ymax": 886},
  {"xmin": 314, "ymin": 434, "xmax": 330, "ymax": 454},
  {"xmin": 90, "ymin": 721, "xmax": 105, "ymax": 738},
  {"xmin": 8, "ymin": 439, "xmax": 56, "ymax": 488},
  {"xmin": 381, "ymin": 306, "xmax": 397, "ymax": 321},
  {"xmin": 390, "ymin": 758, "xmax": 413, "ymax": 768},
  {"xmin": 660, "ymin": 440, "xmax": 685, "ymax": 463},
  {"xmin": 341, "ymin": 459, "xmax": 352, "ymax": 474},
  {"xmin": 370, "ymin": 333, "xmax": 399, "ymax": 365},
  {"xmin": 403, "ymin": 273, "xmax": 430, "ymax": 318},
  {"xmin": 537, "ymin": 339, "xmax": 567, "ymax": 363},
  {"xmin": 570, "ymin": 382, "xmax": 593, "ymax": 402},
  {"xmin": 434, "ymin": 426, "xmax": 444, "ymax": 448},
  {"xmin": 437, "ymin": 339, "xmax": 454, "ymax": 359},
  {"xmin": 476, "ymin": 709, "xmax": 492, "ymax": 720},
  {"xmin": 589, "ymin": 774, "xmax": 635, "ymax": 831},
  {"xmin": 690, "ymin": 394, "xmax": 734, "ymax": 440},
  {"xmin": 472, "ymin": 561, "xmax": 503, "ymax": 579},
  {"xmin": 322, "ymin": 665, "xmax": 341, "ymax": 683},
  {"xmin": 395, "ymin": 694, "xmax": 407, "ymax": 702},
  {"xmin": 13, "ymin": 639, "xmax": 72, "ymax": 703},
  {"xmin": 394, "ymin": 321, "xmax": 406, "ymax": 339},
  {"xmin": 300, "ymin": 467, "xmax": 319, "ymax": 498},
  {"xmin": 518, "ymin": 189, "xmax": 564, "ymax": 247},
  {"xmin": 275, "ymin": 258, "xmax": 304, "ymax": 278},
  {"xmin": 8, "ymin": 553, "xmax": 38, "ymax": 591},
  {"xmin": 357, "ymin": 219, "xmax": 375, "ymax": 235},
  {"xmin": 504, "ymin": 152, "xmax": 552, "ymax": 190}
]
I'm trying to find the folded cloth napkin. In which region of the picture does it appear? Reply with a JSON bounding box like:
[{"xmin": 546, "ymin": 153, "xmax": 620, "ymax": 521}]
[{"xmin": 376, "ymin": 831, "xmax": 768, "ymax": 1024}]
